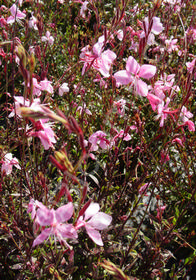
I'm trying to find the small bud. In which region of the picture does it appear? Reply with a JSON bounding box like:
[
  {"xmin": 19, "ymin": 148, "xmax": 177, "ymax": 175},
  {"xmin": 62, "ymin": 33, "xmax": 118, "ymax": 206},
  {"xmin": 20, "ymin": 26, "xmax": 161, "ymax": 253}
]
[
  {"xmin": 154, "ymin": 0, "xmax": 162, "ymax": 9},
  {"xmin": 15, "ymin": 45, "xmax": 27, "ymax": 68},
  {"xmin": 100, "ymin": 260, "xmax": 130, "ymax": 280},
  {"xmin": 49, "ymin": 155, "xmax": 65, "ymax": 171},
  {"xmin": 55, "ymin": 182, "xmax": 73, "ymax": 203},
  {"xmin": 54, "ymin": 150, "xmax": 74, "ymax": 174},
  {"xmin": 20, "ymin": 106, "xmax": 69, "ymax": 125},
  {"xmin": 68, "ymin": 116, "xmax": 83, "ymax": 137},
  {"xmin": 80, "ymin": 183, "xmax": 88, "ymax": 205},
  {"xmin": 77, "ymin": 199, "xmax": 92, "ymax": 221},
  {"xmin": 29, "ymin": 53, "xmax": 36, "ymax": 73},
  {"xmin": 49, "ymin": 265, "xmax": 62, "ymax": 280},
  {"xmin": 19, "ymin": 107, "xmax": 45, "ymax": 119}
]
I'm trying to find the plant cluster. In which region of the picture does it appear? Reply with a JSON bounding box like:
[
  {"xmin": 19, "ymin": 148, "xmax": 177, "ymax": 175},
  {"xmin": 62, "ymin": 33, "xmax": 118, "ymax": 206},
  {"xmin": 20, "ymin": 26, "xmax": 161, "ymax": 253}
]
[{"xmin": 0, "ymin": 0, "xmax": 196, "ymax": 279}]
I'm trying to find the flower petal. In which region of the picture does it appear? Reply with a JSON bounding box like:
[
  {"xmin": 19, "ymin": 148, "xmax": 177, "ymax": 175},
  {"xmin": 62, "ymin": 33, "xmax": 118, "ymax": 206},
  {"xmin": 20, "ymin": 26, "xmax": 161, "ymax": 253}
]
[
  {"xmin": 57, "ymin": 224, "xmax": 78, "ymax": 239},
  {"xmin": 114, "ymin": 70, "xmax": 133, "ymax": 86},
  {"xmin": 85, "ymin": 225, "xmax": 103, "ymax": 246},
  {"xmin": 32, "ymin": 228, "xmax": 51, "ymax": 247},
  {"xmin": 185, "ymin": 121, "xmax": 195, "ymax": 132},
  {"xmin": 55, "ymin": 202, "xmax": 74, "ymax": 223},
  {"xmin": 135, "ymin": 79, "xmax": 148, "ymax": 96},
  {"xmin": 95, "ymin": 50, "xmax": 116, "ymax": 77},
  {"xmin": 87, "ymin": 212, "xmax": 112, "ymax": 230},
  {"xmin": 147, "ymin": 93, "xmax": 162, "ymax": 111},
  {"xmin": 152, "ymin": 17, "xmax": 164, "ymax": 35},
  {"xmin": 1, "ymin": 163, "xmax": 12, "ymax": 175},
  {"xmin": 84, "ymin": 203, "xmax": 100, "ymax": 220},
  {"xmin": 139, "ymin": 65, "xmax": 156, "ymax": 79},
  {"xmin": 126, "ymin": 56, "xmax": 140, "ymax": 75},
  {"xmin": 36, "ymin": 207, "xmax": 54, "ymax": 226}
]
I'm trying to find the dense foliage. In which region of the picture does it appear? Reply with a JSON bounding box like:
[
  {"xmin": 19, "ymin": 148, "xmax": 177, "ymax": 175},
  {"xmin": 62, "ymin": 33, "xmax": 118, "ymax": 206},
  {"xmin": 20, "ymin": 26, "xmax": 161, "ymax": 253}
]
[{"xmin": 0, "ymin": 0, "xmax": 195, "ymax": 279}]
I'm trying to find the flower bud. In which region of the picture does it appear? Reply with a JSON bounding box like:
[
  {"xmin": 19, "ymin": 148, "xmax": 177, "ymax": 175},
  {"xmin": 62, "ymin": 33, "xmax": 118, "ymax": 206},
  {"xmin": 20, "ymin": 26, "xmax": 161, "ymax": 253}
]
[
  {"xmin": 15, "ymin": 45, "xmax": 26, "ymax": 68},
  {"xmin": 100, "ymin": 260, "xmax": 130, "ymax": 280},
  {"xmin": 54, "ymin": 150, "xmax": 74, "ymax": 174},
  {"xmin": 29, "ymin": 52, "xmax": 36, "ymax": 73}
]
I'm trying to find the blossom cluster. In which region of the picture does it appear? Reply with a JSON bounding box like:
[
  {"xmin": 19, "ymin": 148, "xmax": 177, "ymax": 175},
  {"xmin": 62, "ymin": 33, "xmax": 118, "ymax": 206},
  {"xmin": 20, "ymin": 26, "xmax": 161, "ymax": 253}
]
[{"xmin": 28, "ymin": 199, "xmax": 112, "ymax": 247}]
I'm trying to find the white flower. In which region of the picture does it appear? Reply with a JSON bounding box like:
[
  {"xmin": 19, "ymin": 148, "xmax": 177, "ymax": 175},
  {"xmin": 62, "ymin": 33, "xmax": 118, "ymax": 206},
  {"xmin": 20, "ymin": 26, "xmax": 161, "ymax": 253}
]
[
  {"xmin": 59, "ymin": 83, "xmax": 69, "ymax": 96},
  {"xmin": 41, "ymin": 31, "xmax": 54, "ymax": 45},
  {"xmin": 1, "ymin": 153, "xmax": 21, "ymax": 175}
]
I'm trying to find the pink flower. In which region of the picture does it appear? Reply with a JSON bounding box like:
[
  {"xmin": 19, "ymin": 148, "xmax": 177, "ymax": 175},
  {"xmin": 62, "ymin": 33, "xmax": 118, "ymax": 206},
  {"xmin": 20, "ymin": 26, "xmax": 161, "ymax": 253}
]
[
  {"xmin": 18, "ymin": 0, "xmax": 23, "ymax": 6},
  {"xmin": 179, "ymin": 106, "xmax": 195, "ymax": 132},
  {"xmin": 41, "ymin": 31, "xmax": 54, "ymax": 45},
  {"xmin": 93, "ymin": 74, "xmax": 108, "ymax": 89},
  {"xmin": 40, "ymin": 79, "xmax": 54, "ymax": 94},
  {"xmin": 80, "ymin": 1, "xmax": 89, "ymax": 18},
  {"xmin": 116, "ymin": 29, "xmax": 124, "ymax": 41},
  {"xmin": 139, "ymin": 183, "xmax": 150, "ymax": 196},
  {"xmin": 73, "ymin": 0, "xmax": 90, "ymax": 18},
  {"xmin": 29, "ymin": 119, "xmax": 57, "ymax": 150},
  {"xmin": 77, "ymin": 103, "xmax": 92, "ymax": 115},
  {"xmin": 155, "ymin": 97, "xmax": 171, "ymax": 127},
  {"xmin": 186, "ymin": 58, "xmax": 196, "ymax": 78},
  {"xmin": 160, "ymin": 73, "xmax": 175, "ymax": 88},
  {"xmin": 30, "ymin": 202, "xmax": 77, "ymax": 247},
  {"xmin": 31, "ymin": 78, "xmax": 54, "ymax": 96},
  {"xmin": 28, "ymin": 15, "xmax": 38, "ymax": 30},
  {"xmin": 8, "ymin": 96, "xmax": 42, "ymax": 118},
  {"xmin": 140, "ymin": 17, "xmax": 163, "ymax": 45},
  {"xmin": 80, "ymin": 36, "xmax": 116, "ymax": 77},
  {"xmin": 0, "ymin": 16, "xmax": 7, "ymax": 27},
  {"xmin": 147, "ymin": 93, "xmax": 163, "ymax": 111},
  {"xmin": 165, "ymin": 38, "xmax": 178, "ymax": 53},
  {"xmin": 1, "ymin": 153, "xmax": 21, "ymax": 175},
  {"xmin": 7, "ymin": 4, "xmax": 26, "ymax": 24},
  {"xmin": 59, "ymin": 83, "xmax": 69, "ymax": 96},
  {"xmin": 32, "ymin": 78, "xmax": 42, "ymax": 96},
  {"xmin": 186, "ymin": 58, "xmax": 196, "ymax": 73},
  {"xmin": 88, "ymin": 130, "xmax": 109, "ymax": 151},
  {"xmin": 75, "ymin": 202, "xmax": 112, "ymax": 246},
  {"xmin": 163, "ymin": 0, "xmax": 184, "ymax": 13},
  {"xmin": 180, "ymin": 106, "xmax": 193, "ymax": 123},
  {"xmin": 192, "ymin": 29, "xmax": 196, "ymax": 41},
  {"xmin": 97, "ymin": 50, "xmax": 116, "ymax": 77},
  {"xmin": 156, "ymin": 205, "xmax": 166, "ymax": 220},
  {"xmin": 114, "ymin": 56, "xmax": 156, "ymax": 96},
  {"xmin": 148, "ymin": 73, "xmax": 179, "ymax": 108},
  {"xmin": 172, "ymin": 137, "xmax": 183, "ymax": 146},
  {"xmin": 115, "ymin": 130, "xmax": 132, "ymax": 141},
  {"xmin": 110, "ymin": 129, "xmax": 132, "ymax": 147},
  {"xmin": 160, "ymin": 151, "xmax": 170, "ymax": 163},
  {"xmin": 129, "ymin": 40, "xmax": 139, "ymax": 53},
  {"xmin": 27, "ymin": 198, "xmax": 47, "ymax": 220},
  {"xmin": 113, "ymin": 98, "xmax": 126, "ymax": 115}
]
